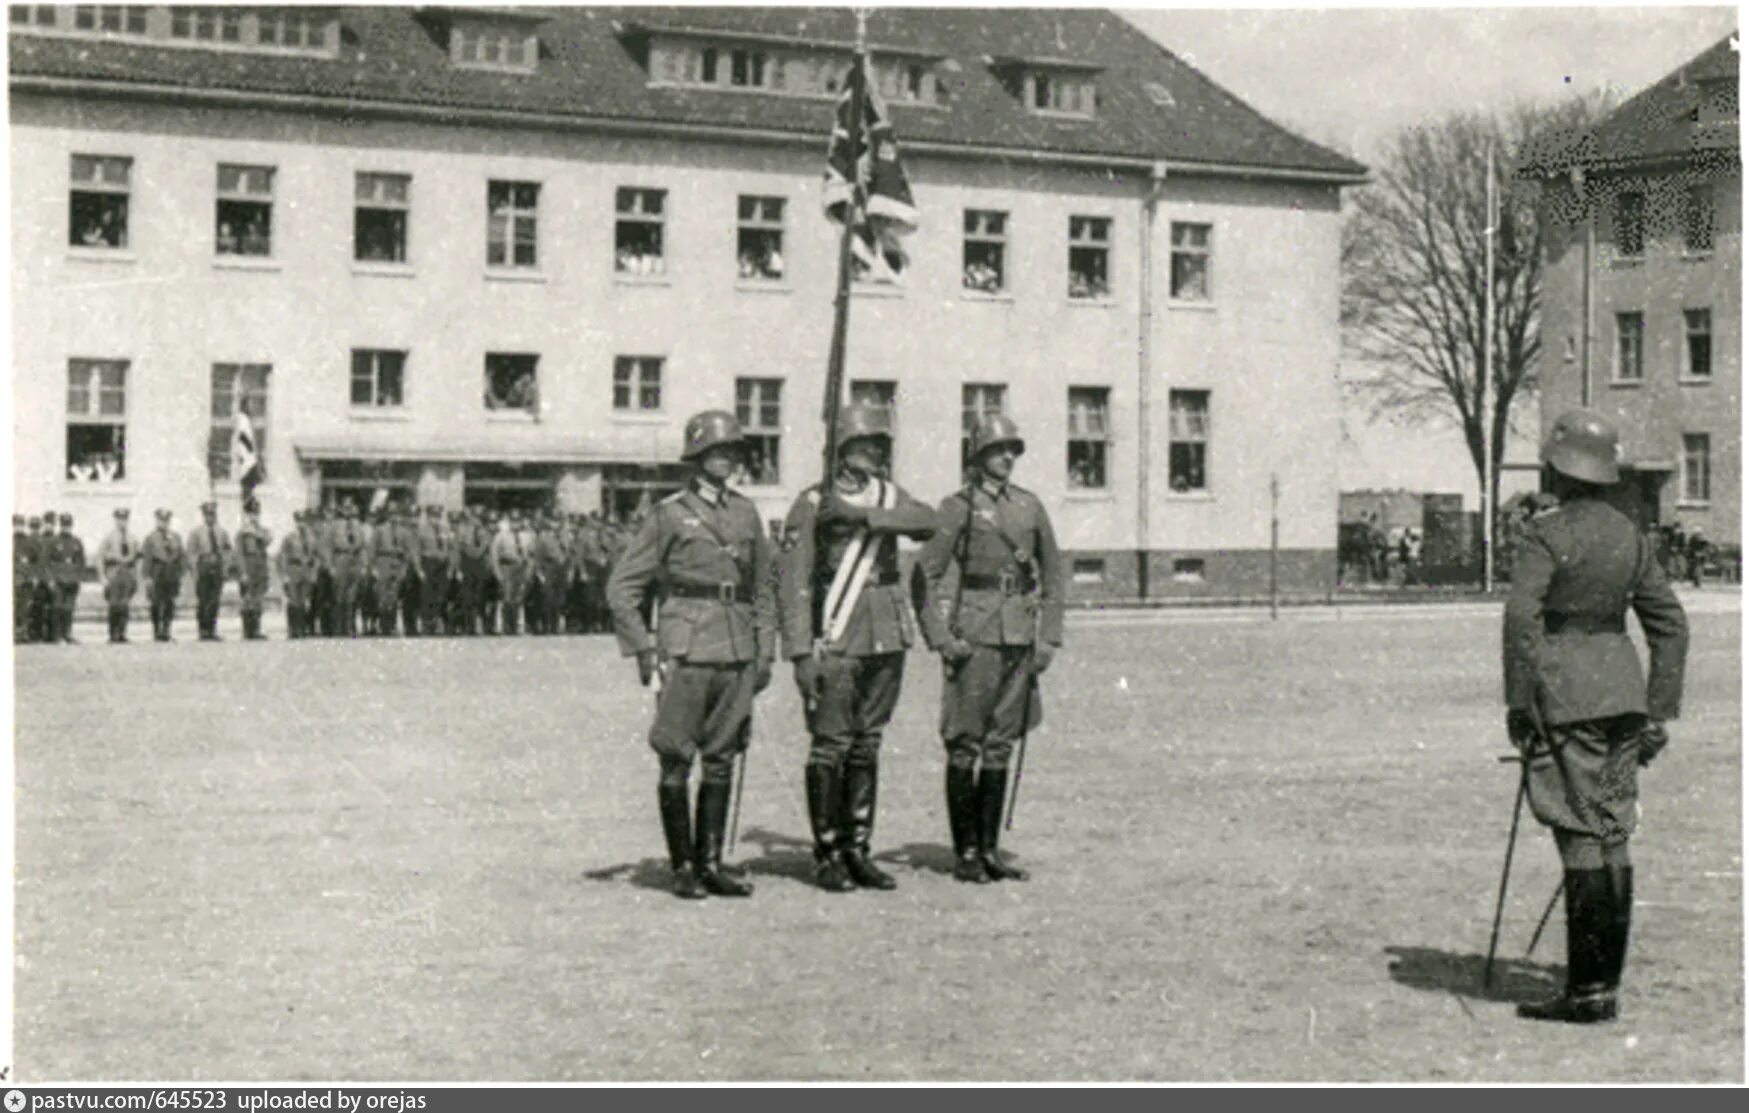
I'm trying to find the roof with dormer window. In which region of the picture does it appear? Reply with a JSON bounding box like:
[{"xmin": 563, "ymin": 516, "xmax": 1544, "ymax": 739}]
[{"xmin": 9, "ymin": 5, "xmax": 1367, "ymax": 181}]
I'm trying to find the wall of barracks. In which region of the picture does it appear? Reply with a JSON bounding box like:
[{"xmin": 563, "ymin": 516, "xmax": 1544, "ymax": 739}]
[{"xmin": 10, "ymin": 90, "xmax": 1345, "ymax": 600}]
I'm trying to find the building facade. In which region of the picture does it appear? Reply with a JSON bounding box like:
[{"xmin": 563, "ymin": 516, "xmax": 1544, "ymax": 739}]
[
  {"xmin": 10, "ymin": 5, "xmax": 1365, "ymax": 599},
  {"xmin": 1524, "ymin": 34, "xmax": 1741, "ymax": 543}
]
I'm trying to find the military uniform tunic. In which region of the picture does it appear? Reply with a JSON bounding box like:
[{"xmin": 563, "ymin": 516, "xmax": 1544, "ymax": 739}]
[
  {"xmin": 779, "ymin": 474, "xmax": 936, "ymax": 763},
  {"xmin": 276, "ymin": 524, "xmax": 321, "ymax": 626},
  {"xmin": 607, "ymin": 482, "xmax": 777, "ymax": 779},
  {"xmin": 47, "ymin": 531, "xmax": 86, "ymax": 641},
  {"xmin": 98, "ymin": 527, "xmax": 139, "ymax": 609},
  {"xmin": 187, "ymin": 521, "xmax": 234, "ymax": 633},
  {"xmin": 140, "ymin": 526, "xmax": 185, "ymax": 613},
  {"xmin": 1504, "ymin": 496, "xmax": 1689, "ymax": 842},
  {"xmin": 237, "ymin": 519, "xmax": 273, "ymax": 612},
  {"xmin": 913, "ymin": 479, "xmax": 1065, "ymax": 767}
]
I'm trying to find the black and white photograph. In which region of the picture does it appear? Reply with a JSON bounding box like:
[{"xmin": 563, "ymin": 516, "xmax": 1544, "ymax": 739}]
[{"xmin": 4, "ymin": 2, "xmax": 1742, "ymax": 1087}]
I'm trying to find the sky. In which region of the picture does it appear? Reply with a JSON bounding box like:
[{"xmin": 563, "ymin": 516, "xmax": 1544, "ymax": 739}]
[
  {"xmin": 1124, "ymin": 4, "xmax": 1739, "ymax": 503},
  {"xmin": 1124, "ymin": 4, "xmax": 1740, "ymax": 164}
]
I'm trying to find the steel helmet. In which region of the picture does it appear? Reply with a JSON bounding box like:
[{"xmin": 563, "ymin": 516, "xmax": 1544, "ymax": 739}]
[
  {"xmin": 969, "ymin": 414, "xmax": 1026, "ymax": 459},
  {"xmin": 1542, "ymin": 407, "xmax": 1620, "ymax": 485},
  {"xmin": 681, "ymin": 409, "xmax": 745, "ymax": 460},
  {"xmin": 835, "ymin": 403, "xmax": 893, "ymax": 451}
]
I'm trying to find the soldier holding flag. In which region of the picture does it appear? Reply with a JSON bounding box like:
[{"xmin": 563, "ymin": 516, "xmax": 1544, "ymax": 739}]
[{"xmin": 779, "ymin": 404, "xmax": 936, "ymax": 892}]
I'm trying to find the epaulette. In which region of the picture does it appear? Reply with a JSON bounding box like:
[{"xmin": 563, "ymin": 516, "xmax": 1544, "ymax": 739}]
[{"xmin": 657, "ymin": 490, "xmax": 687, "ymax": 508}]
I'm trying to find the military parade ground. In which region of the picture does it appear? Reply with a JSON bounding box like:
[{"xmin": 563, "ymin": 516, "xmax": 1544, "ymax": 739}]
[{"xmin": 10, "ymin": 593, "xmax": 1739, "ymax": 1082}]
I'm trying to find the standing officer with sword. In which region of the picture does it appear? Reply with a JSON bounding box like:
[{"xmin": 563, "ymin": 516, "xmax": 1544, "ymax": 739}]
[
  {"xmin": 1495, "ymin": 408, "xmax": 1687, "ymax": 1024},
  {"xmin": 913, "ymin": 414, "xmax": 1064, "ymax": 884},
  {"xmin": 779, "ymin": 403, "xmax": 938, "ymax": 892},
  {"xmin": 607, "ymin": 410, "xmax": 777, "ymax": 901}
]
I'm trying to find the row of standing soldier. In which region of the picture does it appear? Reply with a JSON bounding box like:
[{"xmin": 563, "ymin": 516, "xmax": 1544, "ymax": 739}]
[
  {"xmin": 605, "ymin": 404, "xmax": 1064, "ymax": 900},
  {"xmin": 11, "ymin": 512, "xmax": 85, "ymax": 644},
  {"xmin": 71, "ymin": 501, "xmax": 630, "ymax": 644}
]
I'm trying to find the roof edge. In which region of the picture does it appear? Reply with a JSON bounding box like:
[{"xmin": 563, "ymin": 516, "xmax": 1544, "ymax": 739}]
[{"xmin": 11, "ymin": 73, "xmax": 1371, "ymax": 185}]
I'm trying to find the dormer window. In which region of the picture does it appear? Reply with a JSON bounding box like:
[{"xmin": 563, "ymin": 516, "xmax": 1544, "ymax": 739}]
[
  {"xmin": 447, "ymin": 13, "xmax": 541, "ymax": 73},
  {"xmin": 992, "ymin": 56, "xmax": 1101, "ymax": 117},
  {"xmin": 17, "ymin": 7, "xmax": 339, "ymax": 55},
  {"xmin": 638, "ymin": 28, "xmax": 939, "ymax": 105}
]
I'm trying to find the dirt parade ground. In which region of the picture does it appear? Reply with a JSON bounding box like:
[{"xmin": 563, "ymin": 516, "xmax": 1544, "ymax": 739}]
[{"xmin": 9, "ymin": 594, "xmax": 1742, "ymax": 1082}]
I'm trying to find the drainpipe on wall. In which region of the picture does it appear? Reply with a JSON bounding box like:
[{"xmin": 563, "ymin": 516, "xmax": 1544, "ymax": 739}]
[
  {"xmin": 1571, "ymin": 165, "xmax": 1594, "ymax": 407},
  {"xmin": 1138, "ymin": 160, "xmax": 1168, "ymax": 601}
]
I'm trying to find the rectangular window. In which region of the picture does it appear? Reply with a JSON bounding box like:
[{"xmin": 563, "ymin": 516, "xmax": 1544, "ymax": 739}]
[
  {"xmin": 1681, "ymin": 434, "xmax": 1711, "ymax": 503},
  {"xmin": 257, "ymin": 10, "xmax": 328, "ymax": 50},
  {"xmin": 1068, "ymin": 386, "xmax": 1111, "ymax": 489},
  {"xmin": 355, "ymin": 172, "xmax": 410, "ymax": 263},
  {"xmin": 616, "ymin": 187, "xmax": 667, "ymax": 276},
  {"xmin": 71, "ymin": 6, "xmax": 140, "ymax": 33},
  {"xmin": 1615, "ymin": 191, "xmax": 1645, "ymax": 258},
  {"xmin": 208, "ymin": 363, "xmax": 270, "ymax": 480},
  {"xmin": 1068, "ymin": 215, "xmax": 1112, "ymax": 299},
  {"xmin": 69, "ymin": 154, "xmax": 130, "ymax": 249},
  {"xmin": 850, "ymin": 378, "xmax": 898, "ymax": 469},
  {"xmin": 215, "ymin": 163, "xmax": 275, "ymax": 256},
  {"xmin": 963, "ymin": 210, "xmax": 1008, "ymax": 293},
  {"xmin": 1168, "ymin": 390, "xmax": 1210, "ymax": 493},
  {"xmin": 1172, "ymin": 557, "xmax": 1207, "ymax": 582},
  {"xmin": 1684, "ymin": 185, "xmax": 1715, "ymax": 253},
  {"xmin": 453, "ymin": 25, "xmax": 535, "ymax": 70},
  {"xmin": 729, "ymin": 48, "xmax": 768, "ymax": 87},
  {"xmin": 1072, "ymin": 558, "xmax": 1106, "ymax": 585},
  {"xmin": 484, "ymin": 353, "xmax": 539, "ymax": 413},
  {"xmin": 1684, "ymin": 309, "xmax": 1712, "ymax": 380},
  {"xmin": 1170, "ymin": 222, "xmax": 1212, "ymax": 301},
  {"xmin": 735, "ymin": 378, "xmax": 783, "ymax": 485},
  {"xmin": 613, "ymin": 356, "xmax": 664, "ymax": 412},
  {"xmin": 736, "ymin": 195, "xmax": 786, "ymax": 281},
  {"xmin": 486, "ymin": 180, "xmax": 539, "ymax": 268},
  {"xmin": 65, "ymin": 358, "xmax": 127, "ymax": 483},
  {"xmin": 171, "ymin": 7, "xmax": 221, "ymax": 41},
  {"xmin": 1027, "ymin": 72, "xmax": 1096, "ymax": 115},
  {"xmin": 960, "ymin": 382, "xmax": 1008, "ymax": 474},
  {"xmin": 1615, "ymin": 312, "xmax": 1644, "ymax": 381},
  {"xmin": 350, "ymin": 349, "xmax": 406, "ymax": 410}
]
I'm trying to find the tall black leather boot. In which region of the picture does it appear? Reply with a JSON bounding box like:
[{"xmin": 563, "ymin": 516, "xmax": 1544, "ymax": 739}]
[
  {"xmin": 1604, "ymin": 864, "xmax": 1634, "ymax": 998},
  {"xmin": 843, "ymin": 762, "xmax": 896, "ymax": 890},
  {"xmin": 1518, "ymin": 868, "xmax": 1616, "ymax": 1022},
  {"xmin": 695, "ymin": 780, "xmax": 753, "ymax": 897},
  {"xmin": 946, "ymin": 765, "xmax": 988, "ymax": 884},
  {"xmin": 976, "ymin": 767, "xmax": 1030, "ymax": 882},
  {"xmin": 806, "ymin": 761, "xmax": 856, "ymax": 893},
  {"xmin": 658, "ymin": 783, "xmax": 705, "ymax": 900}
]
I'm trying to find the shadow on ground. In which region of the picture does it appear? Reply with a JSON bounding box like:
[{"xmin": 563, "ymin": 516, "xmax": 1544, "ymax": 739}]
[
  {"xmin": 1385, "ymin": 945, "xmax": 1564, "ymax": 1004},
  {"xmin": 580, "ymin": 858, "xmax": 677, "ymax": 893}
]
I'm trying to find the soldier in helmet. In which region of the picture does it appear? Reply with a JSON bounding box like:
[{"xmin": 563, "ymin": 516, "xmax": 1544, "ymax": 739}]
[
  {"xmin": 607, "ymin": 409, "xmax": 777, "ymax": 900},
  {"xmin": 1505, "ymin": 408, "xmax": 1688, "ymax": 1024},
  {"xmin": 236, "ymin": 498, "xmax": 273, "ymax": 640},
  {"xmin": 913, "ymin": 414, "xmax": 1065, "ymax": 884},
  {"xmin": 778, "ymin": 403, "xmax": 938, "ymax": 892}
]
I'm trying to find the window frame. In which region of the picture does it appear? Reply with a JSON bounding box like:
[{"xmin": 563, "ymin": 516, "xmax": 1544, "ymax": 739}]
[
  {"xmin": 354, "ymin": 171, "xmax": 411, "ymax": 265},
  {"xmin": 736, "ymin": 194, "xmax": 787, "ymax": 283},
  {"xmin": 486, "ymin": 179, "xmax": 540, "ymax": 270},
  {"xmin": 1169, "ymin": 221, "xmax": 1213, "ymax": 303},
  {"xmin": 208, "ymin": 362, "xmax": 271, "ymax": 481},
  {"xmin": 612, "ymin": 356, "xmax": 665, "ymax": 413},
  {"xmin": 1680, "ymin": 432, "xmax": 1712, "ymax": 505},
  {"xmin": 849, "ymin": 378, "xmax": 899, "ymax": 469},
  {"xmin": 1067, "ymin": 386, "xmax": 1112, "ymax": 491},
  {"xmin": 734, "ymin": 377, "xmax": 784, "ymax": 486},
  {"xmin": 1067, "ymin": 214, "xmax": 1113, "ymax": 301},
  {"xmin": 215, "ymin": 162, "xmax": 276, "ymax": 258},
  {"xmin": 1168, "ymin": 389, "xmax": 1211, "ymax": 494},
  {"xmin": 1613, "ymin": 311, "xmax": 1645, "ymax": 383},
  {"xmin": 68, "ymin": 153, "xmax": 132, "ymax": 251},
  {"xmin": 1614, "ymin": 190, "xmax": 1646, "ymax": 259},
  {"xmin": 960, "ymin": 382, "xmax": 1009, "ymax": 475},
  {"xmin": 1684, "ymin": 184, "xmax": 1716, "ymax": 254},
  {"xmin": 615, "ymin": 187, "xmax": 669, "ymax": 277},
  {"xmin": 963, "ymin": 209, "xmax": 1009, "ymax": 294},
  {"xmin": 483, "ymin": 352, "xmax": 541, "ymax": 415},
  {"xmin": 350, "ymin": 349, "xmax": 409, "ymax": 411},
  {"xmin": 65, "ymin": 357, "xmax": 129, "ymax": 484},
  {"xmin": 1683, "ymin": 308, "xmax": 1713, "ymax": 381}
]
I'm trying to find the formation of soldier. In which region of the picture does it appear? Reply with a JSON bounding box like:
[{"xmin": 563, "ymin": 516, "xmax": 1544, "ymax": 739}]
[
  {"xmin": 22, "ymin": 498, "xmax": 633, "ymax": 645},
  {"xmin": 607, "ymin": 405, "xmax": 1064, "ymax": 900}
]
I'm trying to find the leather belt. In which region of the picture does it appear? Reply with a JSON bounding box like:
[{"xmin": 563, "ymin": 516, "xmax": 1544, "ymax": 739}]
[
  {"xmin": 1544, "ymin": 613, "xmax": 1626, "ymax": 635},
  {"xmin": 668, "ymin": 581, "xmax": 753, "ymax": 604},
  {"xmin": 961, "ymin": 571, "xmax": 1035, "ymax": 595}
]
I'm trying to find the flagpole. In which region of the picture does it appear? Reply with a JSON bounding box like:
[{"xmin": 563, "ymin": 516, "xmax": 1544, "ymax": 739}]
[
  {"xmin": 821, "ymin": 9, "xmax": 870, "ymax": 488},
  {"xmin": 1482, "ymin": 143, "xmax": 1496, "ymax": 593}
]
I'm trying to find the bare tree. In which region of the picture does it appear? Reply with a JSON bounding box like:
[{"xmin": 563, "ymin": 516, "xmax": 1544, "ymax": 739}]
[{"xmin": 1342, "ymin": 96, "xmax": 1614, "ymax": 512}]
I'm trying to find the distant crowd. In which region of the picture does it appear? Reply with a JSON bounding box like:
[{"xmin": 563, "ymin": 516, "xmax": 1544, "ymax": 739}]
[{"xmin": 12, "ymin": 500, "xmax": 640, "ymax": 645}]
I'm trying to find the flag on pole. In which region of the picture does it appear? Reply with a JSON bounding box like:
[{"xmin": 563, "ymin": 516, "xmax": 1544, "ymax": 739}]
[
  {"xmin": 823, "ymin": 54, "xmax": 918, "ymax": 283},
  {"xmin": 233, "ymin": 410, "xmax": 264, "ymax": 497}
]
